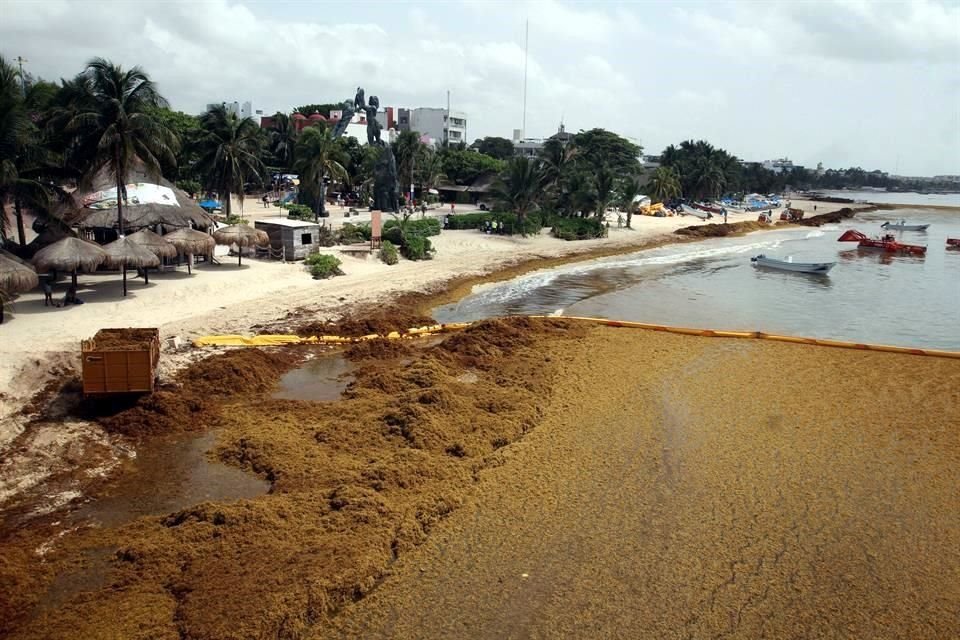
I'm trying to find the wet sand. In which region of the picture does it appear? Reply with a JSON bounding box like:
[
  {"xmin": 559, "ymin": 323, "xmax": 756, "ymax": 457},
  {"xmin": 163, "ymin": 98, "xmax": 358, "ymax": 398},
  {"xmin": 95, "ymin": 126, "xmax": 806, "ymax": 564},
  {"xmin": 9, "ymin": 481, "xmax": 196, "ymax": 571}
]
[{"xmin": 324, "ymin": 329, "xmax": 960, "ymax": 639}]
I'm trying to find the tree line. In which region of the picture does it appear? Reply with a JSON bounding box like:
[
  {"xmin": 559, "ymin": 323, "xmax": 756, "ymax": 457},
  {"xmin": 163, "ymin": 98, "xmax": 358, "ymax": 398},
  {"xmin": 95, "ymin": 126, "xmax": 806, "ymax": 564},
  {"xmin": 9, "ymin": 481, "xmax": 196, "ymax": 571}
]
[{"xmin": 3, "ymin": 55, "xmax": 947, "ymax": 248}]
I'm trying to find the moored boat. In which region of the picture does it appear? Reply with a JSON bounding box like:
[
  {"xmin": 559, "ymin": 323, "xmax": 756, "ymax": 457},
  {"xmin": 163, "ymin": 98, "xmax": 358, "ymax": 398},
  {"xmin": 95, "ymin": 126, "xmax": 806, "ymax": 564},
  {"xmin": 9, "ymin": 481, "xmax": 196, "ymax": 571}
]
[
  {"xmin": 751, "ymin": 254, "xmax": 835, "ymax": 274},
  {"xmin": 681, "ymin": 204, "xmax": 711, "ymax": 219},
  {"xmin": 947, "ymin": 238, "xmax": 960, "ymax": 249},
  {"xmin": 881, "ymin": 221, "xmax": 930, "ymax": 232},
  {"xmin": 838, "ymin": 230, "xmax": 927, "ymax": 255}
]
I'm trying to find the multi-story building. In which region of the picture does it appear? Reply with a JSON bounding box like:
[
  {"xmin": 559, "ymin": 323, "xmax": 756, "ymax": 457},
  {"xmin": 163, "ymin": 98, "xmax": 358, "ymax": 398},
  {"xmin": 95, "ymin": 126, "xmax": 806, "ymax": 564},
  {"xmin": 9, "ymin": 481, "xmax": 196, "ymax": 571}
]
[
  {"xmin": 207, "ymin": 100, "xmax": 253, "ymax": 119},
  {"xmin": 762, "ymin": 158, "xmax": 795, "ymax": 174},
  {"xmin": 405, "ymin": 107, "xmax": 467, "ymax": 146}
]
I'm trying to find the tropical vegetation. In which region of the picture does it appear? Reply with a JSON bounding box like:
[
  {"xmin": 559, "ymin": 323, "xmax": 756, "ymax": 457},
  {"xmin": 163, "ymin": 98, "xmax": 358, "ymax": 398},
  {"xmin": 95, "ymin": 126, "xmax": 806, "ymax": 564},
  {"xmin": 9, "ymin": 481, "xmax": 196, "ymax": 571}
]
[
  {"xmin": 192, "ymin": 103, "xmax": 265, "ymax": 220},
  {"xmin": 292, "ymin": 125, "xmax": 347, "ymax": 220}
]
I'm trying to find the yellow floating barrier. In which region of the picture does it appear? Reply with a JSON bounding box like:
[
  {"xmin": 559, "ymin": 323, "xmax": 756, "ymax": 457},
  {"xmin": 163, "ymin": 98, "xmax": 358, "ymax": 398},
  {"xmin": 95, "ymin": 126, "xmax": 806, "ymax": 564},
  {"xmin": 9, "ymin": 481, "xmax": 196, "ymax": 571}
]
[{"xmin": 193, "ymin": 316, "xmax": 960, "ymax": 359}]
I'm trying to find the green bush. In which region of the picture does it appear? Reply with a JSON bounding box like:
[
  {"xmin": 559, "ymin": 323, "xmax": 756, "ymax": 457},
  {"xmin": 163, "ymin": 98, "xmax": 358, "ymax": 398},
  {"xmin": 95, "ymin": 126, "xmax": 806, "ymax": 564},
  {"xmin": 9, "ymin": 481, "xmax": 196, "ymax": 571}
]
[
  {"xmin": 401, "ymin": 235, "xmax": 434, "ymax": 261},
  {"xmin": 383, "ymin": 217, "xmax": 440, "ymax": 237},
  {"xmin": 382, "ymin": 226, "xmax": 404, "ymax": 247},
  {"xmin": 339, "ymin": 223, "xmax": 371, "ymax": 244},
  {"xmin": 223, "ymin": 214, "xmax": 246, "ymax": 225},
  {"xmin": 379, "ymin": 240, "xmax": 399, "ymax": 265},
  {"xmin": 285, "ymin": 204, "xmax": 315, "ymax": 221},
  {"xmin": 304, "ymin": 253, "xmax": 343, "ymax": 279},
  {"xmin": 551, "ymin": 217, "xmax": 605, "ymax": 241},
  {"xmin": 444, "ymin": 212, "xmax": 543, "ymax": 235}
]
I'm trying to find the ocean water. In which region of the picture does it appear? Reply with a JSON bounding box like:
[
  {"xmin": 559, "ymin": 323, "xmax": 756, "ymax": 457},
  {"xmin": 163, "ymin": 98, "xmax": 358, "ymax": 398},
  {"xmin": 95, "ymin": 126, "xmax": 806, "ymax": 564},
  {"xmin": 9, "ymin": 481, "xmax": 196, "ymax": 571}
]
[
  {"xmin": 820, "ymin": 190, "xmax": 960, "ymax": 207},
  {"xmin": 434, "ymin": 208, "xmax": 960, "ymax": 350}
]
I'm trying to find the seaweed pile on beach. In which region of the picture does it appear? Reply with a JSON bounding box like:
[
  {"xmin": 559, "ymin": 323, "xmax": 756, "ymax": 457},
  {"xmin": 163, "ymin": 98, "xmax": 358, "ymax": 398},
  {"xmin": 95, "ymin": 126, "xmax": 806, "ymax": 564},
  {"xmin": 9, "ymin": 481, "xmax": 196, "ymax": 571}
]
[
  {"xmin": 0, "ymin": 317, "xmax": 584, "ymax": 639},
  {"xmin": 674, "ymin": 220, "xmax": 771, "ymax": 237}
]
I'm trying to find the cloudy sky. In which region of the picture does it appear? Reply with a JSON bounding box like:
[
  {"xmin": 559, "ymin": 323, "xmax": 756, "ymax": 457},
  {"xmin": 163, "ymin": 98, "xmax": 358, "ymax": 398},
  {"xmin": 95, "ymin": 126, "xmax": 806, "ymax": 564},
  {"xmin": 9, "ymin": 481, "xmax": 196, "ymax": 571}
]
[{"xmin": 6, "ymin": 0, "xmax": 959, "ymax": 175}]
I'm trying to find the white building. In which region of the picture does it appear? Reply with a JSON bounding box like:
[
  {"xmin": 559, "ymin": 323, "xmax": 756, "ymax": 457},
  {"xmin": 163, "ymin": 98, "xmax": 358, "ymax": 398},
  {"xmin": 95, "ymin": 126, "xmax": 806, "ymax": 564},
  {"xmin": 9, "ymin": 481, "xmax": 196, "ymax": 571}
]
[
  {"xmin": 408, "ymin": 107, "xmax": 467, "ymax": 146},
  {"xmin": 206, "ymin": 100, "xmax": 253, "ymax": 119},
  {"xmin": 762, "ymin": 158, "xmax": 795, "ymax": 174}
]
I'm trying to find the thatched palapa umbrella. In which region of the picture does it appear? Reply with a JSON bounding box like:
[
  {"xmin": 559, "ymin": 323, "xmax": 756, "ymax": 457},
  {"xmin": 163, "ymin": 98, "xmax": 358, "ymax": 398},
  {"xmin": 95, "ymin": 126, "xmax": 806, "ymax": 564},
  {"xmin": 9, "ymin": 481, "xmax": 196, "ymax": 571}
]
[
  {"xmin": 126, "ymin": 229, "xmax": 177, "ymax": 284},
  {"xmin": 0, "ymin": 253, "xmax": 40, "ymax": 324},
  {"xmin": 32, "ymin": 237, "xmax": 107, "ymax": 288},
  {"xmin": 162, "ymin": 228, "xmax": 216, "ymax": 274},
  {"xmin": 102, "ymin": 237, "xmax": 161, "ymax": 296},
  {"xmin": 212, "ymin": 224, "xmax": 269, "ymax": 266}
]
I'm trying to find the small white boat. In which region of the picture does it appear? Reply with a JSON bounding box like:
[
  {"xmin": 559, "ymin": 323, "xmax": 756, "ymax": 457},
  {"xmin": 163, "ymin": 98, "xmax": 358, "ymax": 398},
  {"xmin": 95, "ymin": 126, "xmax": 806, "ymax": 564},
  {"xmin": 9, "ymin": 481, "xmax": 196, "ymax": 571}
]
[
  {"xmin": 881, "ymin": 221, "xmax": 930, "ymax": 232},
  {"xmin": 681, "ymin": 204, "xmax": 710, "ymax": 219},
  {"xmin": 751, "ymin": 254, "xmax": 835, "ymax": 274}
]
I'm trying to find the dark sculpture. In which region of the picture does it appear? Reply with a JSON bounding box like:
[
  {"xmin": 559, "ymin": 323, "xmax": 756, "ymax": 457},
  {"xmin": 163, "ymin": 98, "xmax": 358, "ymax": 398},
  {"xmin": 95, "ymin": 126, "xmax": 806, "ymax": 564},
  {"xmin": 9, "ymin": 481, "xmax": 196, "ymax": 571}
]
[
  {"xmin": 364, "ymin": 95, "xmax": 381, "ymax": 146},
  {"xmin": 330, "ymin": 87, "xmax": 398, "ymax": 213},
  {"xmin": 372, "ymin": 141, "xmax": 399, "ymax": 213}
]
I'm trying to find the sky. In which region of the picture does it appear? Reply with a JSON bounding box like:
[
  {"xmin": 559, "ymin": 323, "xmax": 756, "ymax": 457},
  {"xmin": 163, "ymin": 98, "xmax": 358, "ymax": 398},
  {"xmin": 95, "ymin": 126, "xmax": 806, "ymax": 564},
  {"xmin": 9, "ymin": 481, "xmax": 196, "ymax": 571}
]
[{"xmin": 5, "ymin": 0, "xmax": 960, "ymax": 176}]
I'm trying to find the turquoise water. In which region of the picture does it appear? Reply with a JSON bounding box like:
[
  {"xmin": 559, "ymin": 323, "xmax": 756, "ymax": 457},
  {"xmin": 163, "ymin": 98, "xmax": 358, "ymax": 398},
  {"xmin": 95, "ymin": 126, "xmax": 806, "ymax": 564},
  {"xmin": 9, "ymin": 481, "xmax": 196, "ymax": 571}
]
[{"xmin": 434, "ymin": 208, "xmax": 960, "ymax": 350}]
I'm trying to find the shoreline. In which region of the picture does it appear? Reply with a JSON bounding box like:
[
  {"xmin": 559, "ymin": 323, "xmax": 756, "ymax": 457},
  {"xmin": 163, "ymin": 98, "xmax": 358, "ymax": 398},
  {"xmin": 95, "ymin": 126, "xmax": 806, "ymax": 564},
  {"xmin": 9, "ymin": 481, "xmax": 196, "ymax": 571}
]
[{"xmin": 0, "ymin": 198, "xmax": 956, "ymax": 637}]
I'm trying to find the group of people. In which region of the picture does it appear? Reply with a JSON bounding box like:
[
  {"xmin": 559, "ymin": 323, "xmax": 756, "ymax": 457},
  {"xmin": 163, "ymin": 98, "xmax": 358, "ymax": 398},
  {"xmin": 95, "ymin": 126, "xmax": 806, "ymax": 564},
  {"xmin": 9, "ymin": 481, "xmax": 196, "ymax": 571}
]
[{"xmin": 41, "ymin": 278, "xmax": 84, "ymax": 307}]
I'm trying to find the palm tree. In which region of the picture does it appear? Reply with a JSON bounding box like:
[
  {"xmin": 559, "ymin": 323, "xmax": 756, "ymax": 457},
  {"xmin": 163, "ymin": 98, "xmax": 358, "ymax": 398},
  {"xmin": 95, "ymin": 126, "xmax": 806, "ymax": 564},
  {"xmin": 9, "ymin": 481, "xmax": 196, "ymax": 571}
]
[
  {"xmin": 618, "ymin": 175, "xmax": 644, "ymax": 229},
  {"xmin": 193, "ymin": 104, "xmax": 265, "ymax": 220},
  {"xmin": 0, "ymin": 55, "xmax": 27, "ymax": 243},
  {"xmin": 66, "ymin": 58, "xmax": 176, "ymax": 235},
  {"xmin": 267, "ymin": 112, "xmax": 297, "ymax": 171},
  {"xmin": 646, "ymin": 166, "xmax": 682, "ymax": 204},
  {"xmin": 691, "ymin": 156, "xmax": 725, "ymax": 200},
  {"xmin": 593, "ymin": 165, "xmax": 616, "ymax": 219},
  {"xmin": 293, "ymin": 126, "xmax": 347, "ymax": 221},
  {"xmin": 415, "ymin": 147, "xmax": 447, "ymax": 197},
  {"xmin": 490, "ymin": 156, "xmax": 542, "ymax": 235},
  {"xmin": 0, "ymin": 56, "xmax": 64, "ymax": 248},
  {"xmin": 392, "ymin": 130, "xmax": 422, "ymax": 201}
]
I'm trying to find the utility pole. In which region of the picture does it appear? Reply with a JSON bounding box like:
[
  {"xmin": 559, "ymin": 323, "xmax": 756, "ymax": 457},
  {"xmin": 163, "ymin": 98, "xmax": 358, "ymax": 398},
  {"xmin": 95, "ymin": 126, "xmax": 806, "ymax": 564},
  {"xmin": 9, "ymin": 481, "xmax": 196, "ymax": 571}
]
[
  {"xmin": 522, "ymin": 19, "xmax": 529, "ymax": 139},
  {"xmin": 446, "ymin": 89, "xmax": 450, "ymax": 146},
  {"xmin": 16, "ymin": 56, "xmax": 28, "ymax": 98}
]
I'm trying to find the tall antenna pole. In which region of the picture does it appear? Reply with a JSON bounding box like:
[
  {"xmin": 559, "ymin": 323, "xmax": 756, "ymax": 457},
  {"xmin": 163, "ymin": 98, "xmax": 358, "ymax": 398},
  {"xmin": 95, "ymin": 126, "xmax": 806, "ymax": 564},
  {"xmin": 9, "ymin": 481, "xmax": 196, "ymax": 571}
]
[
  {"xmin": 446, "ymin": 89, "xmax": 450, "ymax": 145},
  {"xmin": 522, "ymin": 19, "xmax": 529, "ymax": 138},
  {"xmin": 16, "ymin": 56, "xmax": 28, "ymax": 98}
]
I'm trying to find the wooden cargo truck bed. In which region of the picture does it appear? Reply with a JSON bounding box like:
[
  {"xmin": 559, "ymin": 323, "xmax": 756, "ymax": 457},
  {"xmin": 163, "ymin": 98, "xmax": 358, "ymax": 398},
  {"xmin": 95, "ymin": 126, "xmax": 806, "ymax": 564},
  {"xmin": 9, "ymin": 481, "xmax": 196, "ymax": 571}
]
[{"xmin": 81, "ymin": 328, "xmax": 160, "ymax": 395}]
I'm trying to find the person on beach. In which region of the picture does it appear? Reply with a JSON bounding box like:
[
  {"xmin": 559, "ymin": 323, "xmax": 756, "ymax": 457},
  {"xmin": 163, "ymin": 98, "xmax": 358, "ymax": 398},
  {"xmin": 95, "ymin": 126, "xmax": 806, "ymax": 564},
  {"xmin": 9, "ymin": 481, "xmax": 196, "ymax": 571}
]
[
  {"xmin": 450, "ymin": 202, "xmax": 456, "ymax": 215},
  {"xmin": 57, "ymin": 285, "xmax": 84, "ymax": 307},
  {"xmin": 723, "ymin": 208, "xmax": 728, "ymax": 223},
  {"xmin": 42, "ymin": 279, "xmax": 53, "ymax": 306}
]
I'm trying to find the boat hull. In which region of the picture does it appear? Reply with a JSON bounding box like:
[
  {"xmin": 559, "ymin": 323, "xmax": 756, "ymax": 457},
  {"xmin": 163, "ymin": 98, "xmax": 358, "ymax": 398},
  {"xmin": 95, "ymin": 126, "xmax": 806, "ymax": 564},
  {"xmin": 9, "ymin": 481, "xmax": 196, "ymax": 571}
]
[
  {"xmin": 751, "ymin": 256, "xmax": 835, "ymax": 274},
  {"xmin": 881, "ymin": 223, "xmax": 930, "ymax": 231}
]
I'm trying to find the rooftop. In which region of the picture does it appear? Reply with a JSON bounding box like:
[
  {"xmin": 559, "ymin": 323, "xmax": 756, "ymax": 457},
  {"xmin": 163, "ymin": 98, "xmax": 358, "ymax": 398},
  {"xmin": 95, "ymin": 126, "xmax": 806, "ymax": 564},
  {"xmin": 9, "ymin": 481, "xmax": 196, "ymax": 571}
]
[{"xmin": 254, "ymin": 217, "xmax": 319, "ymax": 228}]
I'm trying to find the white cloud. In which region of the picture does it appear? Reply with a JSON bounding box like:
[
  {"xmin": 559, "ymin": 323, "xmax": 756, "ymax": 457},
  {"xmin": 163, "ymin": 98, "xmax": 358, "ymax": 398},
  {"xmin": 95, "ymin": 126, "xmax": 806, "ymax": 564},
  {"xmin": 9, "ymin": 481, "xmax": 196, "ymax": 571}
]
[{"xmin": 3, "ymin": 0, "xmax": 958, "ymax": 175}]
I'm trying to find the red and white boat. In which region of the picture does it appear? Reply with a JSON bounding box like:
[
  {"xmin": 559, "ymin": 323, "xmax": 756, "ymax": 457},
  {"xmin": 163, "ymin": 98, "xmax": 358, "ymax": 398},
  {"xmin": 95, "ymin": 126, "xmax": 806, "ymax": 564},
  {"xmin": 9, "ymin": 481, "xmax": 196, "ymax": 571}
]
[
  {"xmin": 838, "ymin": 230, "xmax": 926, "ymax": 255},
  {"xmin": 947, "ymin": 238, "xmax": 960, "ymax": 249}
]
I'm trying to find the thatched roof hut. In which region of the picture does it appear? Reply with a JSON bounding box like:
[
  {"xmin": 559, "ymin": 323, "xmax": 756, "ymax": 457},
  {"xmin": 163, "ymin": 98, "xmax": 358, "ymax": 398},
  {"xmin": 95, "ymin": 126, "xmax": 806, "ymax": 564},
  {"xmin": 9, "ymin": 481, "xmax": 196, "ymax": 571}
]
[
  {"xmin": 32, "ymin": 237, "xmax": 107, "ymax": 285},
  {"xmin": 71, "ymin": 166, "xmax": 214, "ymax": 231},
  {"xmin": 126, "ymin": 229, "xmax": 177, "ymax": 259},
  {"xmin": 0, "ymin": 253, "xmax": 39, "ymax": 293},
  {"xmin": 163, "ymin": 228, "xmax": 216, "ymax": 255},
  {"xmin": 102, "ymin": 237, "xmax": 161, "ymax": 296},
  {"xmin": 102, "ymin": 237, "xmax": 162, "ymax": 270},
  {"xmin": 213, "ymin": 224, "xmax": 269, "ymax": 265}
]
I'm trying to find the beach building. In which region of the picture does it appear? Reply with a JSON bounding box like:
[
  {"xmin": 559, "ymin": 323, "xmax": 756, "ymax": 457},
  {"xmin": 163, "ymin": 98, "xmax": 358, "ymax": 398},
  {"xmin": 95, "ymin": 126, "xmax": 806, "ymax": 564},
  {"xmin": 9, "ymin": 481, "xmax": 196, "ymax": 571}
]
[{"xmin": 254, "ymin": 217, "xmax": 321, "ymax": 260}]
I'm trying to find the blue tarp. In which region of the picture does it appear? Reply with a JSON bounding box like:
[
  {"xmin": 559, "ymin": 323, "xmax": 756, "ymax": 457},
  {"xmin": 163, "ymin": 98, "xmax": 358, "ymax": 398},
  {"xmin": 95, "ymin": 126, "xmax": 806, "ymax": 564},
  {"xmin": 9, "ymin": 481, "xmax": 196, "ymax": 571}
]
[{"xmin": 199, "ymin": 199, "xmax": 221, "ymax": 210}]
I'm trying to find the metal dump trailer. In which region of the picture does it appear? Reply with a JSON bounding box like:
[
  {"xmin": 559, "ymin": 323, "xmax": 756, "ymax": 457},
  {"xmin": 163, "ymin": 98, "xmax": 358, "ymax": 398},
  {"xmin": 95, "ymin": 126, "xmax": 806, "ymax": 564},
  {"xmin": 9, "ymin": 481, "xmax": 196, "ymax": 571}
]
[{"xmin": 81, "ymin": 328, "xmax": 160, "ymax": 395}]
